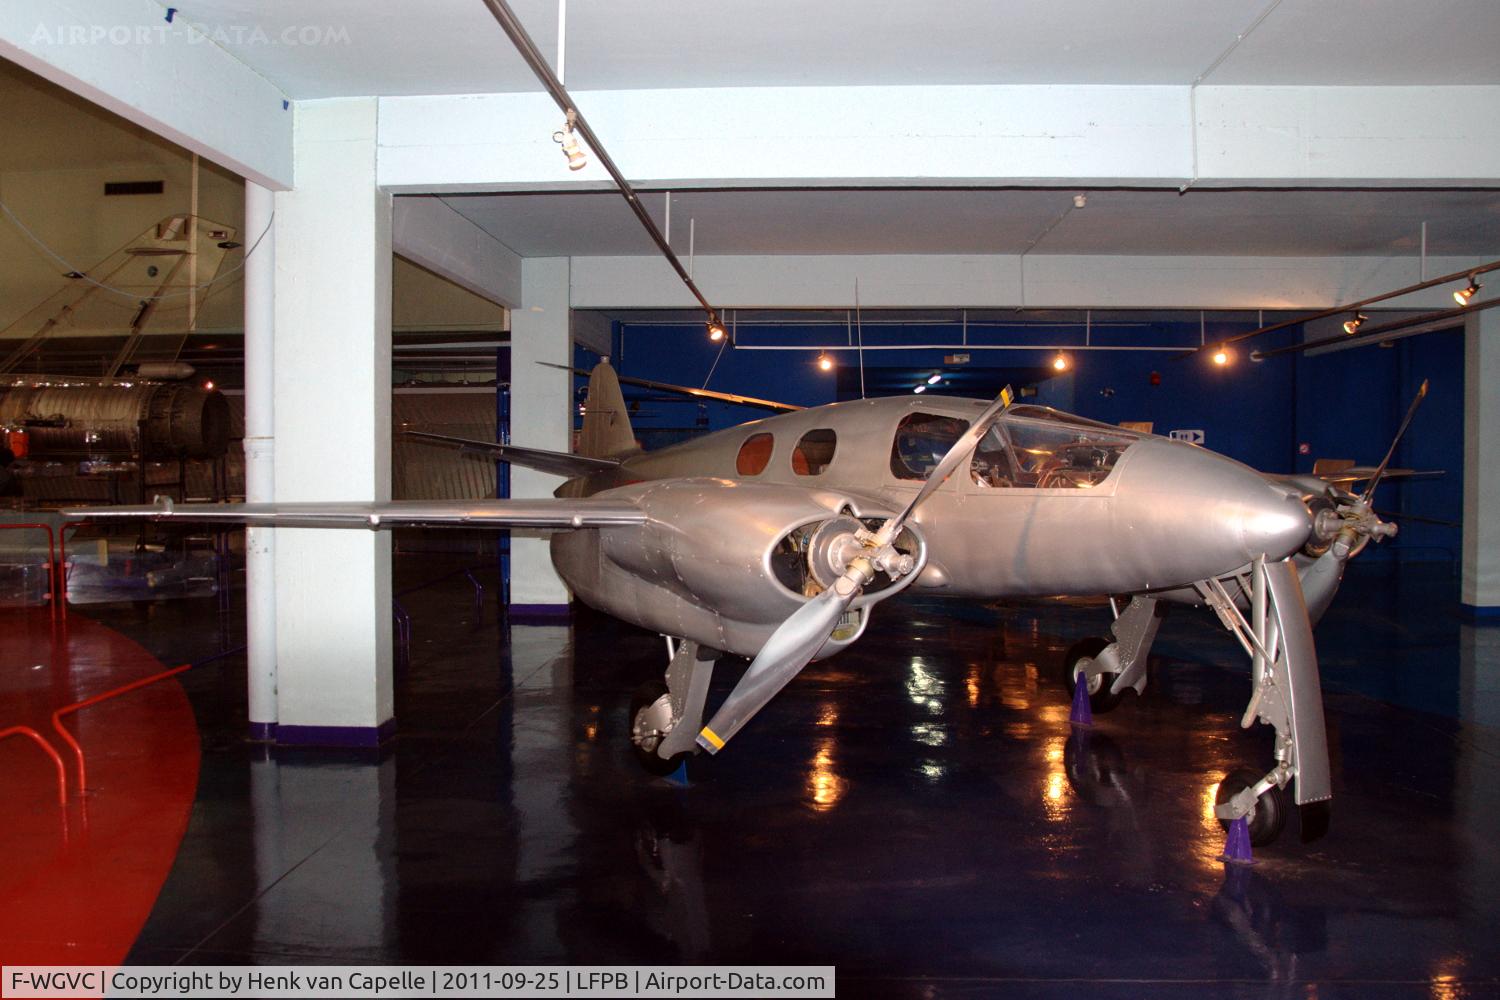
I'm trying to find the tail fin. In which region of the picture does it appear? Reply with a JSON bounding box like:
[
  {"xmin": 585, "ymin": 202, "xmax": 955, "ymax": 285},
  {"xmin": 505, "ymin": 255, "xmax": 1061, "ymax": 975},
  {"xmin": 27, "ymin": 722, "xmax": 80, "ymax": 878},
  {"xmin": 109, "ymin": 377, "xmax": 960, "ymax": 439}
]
[{"xmin": 578, "ymin": 360, "xmax": 638, "ymax": 459}]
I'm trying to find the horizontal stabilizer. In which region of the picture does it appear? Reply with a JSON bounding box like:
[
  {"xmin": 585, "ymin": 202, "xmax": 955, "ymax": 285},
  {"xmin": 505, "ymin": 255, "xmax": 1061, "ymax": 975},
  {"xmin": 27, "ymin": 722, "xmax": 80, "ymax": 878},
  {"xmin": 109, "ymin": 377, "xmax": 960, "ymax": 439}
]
[
  {"xmin": 537, "ymin": 362, "xmax": 802, "ymax": 413},
  {"xmin": 404, "ymin": 431, "xmax": 620, "ymax": 478},
  {"xmin": 64, "ymin": 496, "xmax": 646, "ymax": 530}
]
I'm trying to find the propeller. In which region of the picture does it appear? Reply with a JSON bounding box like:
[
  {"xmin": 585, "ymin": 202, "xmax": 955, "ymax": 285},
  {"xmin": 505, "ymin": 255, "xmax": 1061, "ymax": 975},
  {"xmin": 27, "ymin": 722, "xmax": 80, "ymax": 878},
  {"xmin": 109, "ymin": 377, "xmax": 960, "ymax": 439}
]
[
  {"xmin": 1327, "ymin": 379, "xmax": 1429, "ymax": 562},
  {"xmin": 696, "ymin": 387, "xmax": 1016, "ymax": 755}
]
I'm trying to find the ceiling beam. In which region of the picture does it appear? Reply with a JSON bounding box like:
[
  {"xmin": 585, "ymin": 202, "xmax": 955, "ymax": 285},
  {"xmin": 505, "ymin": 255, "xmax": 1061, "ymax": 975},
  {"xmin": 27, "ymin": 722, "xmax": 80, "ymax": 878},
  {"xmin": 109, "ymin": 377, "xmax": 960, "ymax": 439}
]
[
  {"xmin": 378, "ymin": 84, "xmax": 1500, "ymax": 192},
  {"xmin": 567, "ymin": 253, "xmax": 1494, "ymax": 311},
  {"xmin": 0, "ymin": 0, "xmax": 293, "ymax": 189},
  {"xmin": 393, "ymin": 196, "xmax": 521, "ymax": 308}
]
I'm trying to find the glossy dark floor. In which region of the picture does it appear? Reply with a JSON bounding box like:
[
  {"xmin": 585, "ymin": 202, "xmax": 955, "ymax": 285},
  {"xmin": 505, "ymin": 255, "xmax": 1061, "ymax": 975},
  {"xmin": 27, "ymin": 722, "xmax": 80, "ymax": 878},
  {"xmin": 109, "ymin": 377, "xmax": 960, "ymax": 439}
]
[{"xmin": 85, "ymin": 557, "xmax": 1500, "ymax": 998}]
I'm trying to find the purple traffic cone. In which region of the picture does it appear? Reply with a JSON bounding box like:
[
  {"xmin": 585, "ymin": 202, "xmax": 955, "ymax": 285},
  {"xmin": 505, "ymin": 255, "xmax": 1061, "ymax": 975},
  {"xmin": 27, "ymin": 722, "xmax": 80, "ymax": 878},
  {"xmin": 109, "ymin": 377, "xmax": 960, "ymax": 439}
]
[
  {"xmin": 1069, "ymin": 672, "xmax": 1093, "ymax": 726},
  {"xmin": 1220, "ymin": 815, "xmax": 1255, "ymax": 865}
]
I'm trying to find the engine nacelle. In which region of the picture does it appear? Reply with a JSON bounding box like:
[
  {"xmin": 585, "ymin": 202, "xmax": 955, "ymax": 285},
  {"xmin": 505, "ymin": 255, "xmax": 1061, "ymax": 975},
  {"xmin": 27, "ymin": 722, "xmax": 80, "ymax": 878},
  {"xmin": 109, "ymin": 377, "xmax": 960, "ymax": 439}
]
[{"xmin": 551, "ymin": 479, "xmax": 925, "ymax": 657}]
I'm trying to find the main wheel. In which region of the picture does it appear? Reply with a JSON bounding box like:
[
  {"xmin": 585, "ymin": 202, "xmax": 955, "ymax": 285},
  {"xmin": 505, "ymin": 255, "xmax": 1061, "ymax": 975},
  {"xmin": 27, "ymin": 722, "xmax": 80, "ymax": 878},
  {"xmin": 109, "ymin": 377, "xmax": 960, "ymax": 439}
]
[
  {"xmin": 1215, "ymin": 766, "xmax": 1287, "ymax": 847},
  {"xmin": 1063, "ymin": 636, "xmax": 1125, "ymax": 713},
  {"xmin": 629, "ymin": 680, "xmax": 692, "ymax": 776}
]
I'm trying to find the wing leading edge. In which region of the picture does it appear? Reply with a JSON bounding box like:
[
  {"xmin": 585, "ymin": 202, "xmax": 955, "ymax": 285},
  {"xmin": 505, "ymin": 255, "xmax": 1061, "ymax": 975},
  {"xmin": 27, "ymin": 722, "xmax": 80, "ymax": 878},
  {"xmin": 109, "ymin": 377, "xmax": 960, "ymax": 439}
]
[
  {"xmin": 64, "ymin": 496, "xmax": 646, "ymax": 530},
  {"xmin": 403, "ymin": 431, "xmax": 621, "ymax": 478}
]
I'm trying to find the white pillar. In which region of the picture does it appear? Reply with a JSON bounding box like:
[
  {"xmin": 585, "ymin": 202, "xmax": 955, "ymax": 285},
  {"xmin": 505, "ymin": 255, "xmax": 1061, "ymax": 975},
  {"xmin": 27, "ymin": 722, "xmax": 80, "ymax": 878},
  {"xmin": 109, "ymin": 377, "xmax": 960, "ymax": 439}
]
[
  {"xmin": 244, "ymin": 180, "xmax": 277, "ymax": 739},
  {"xmin": 1462, "ymin": 307, "xmax": 1500, "ymax": 621},
  {"xmin": 508, "ymin": 257, "xmax": 572, "ymax": 614},
  {"xmin": 271, "ymin": 99, "xmax": 395, "ymax": 744}
]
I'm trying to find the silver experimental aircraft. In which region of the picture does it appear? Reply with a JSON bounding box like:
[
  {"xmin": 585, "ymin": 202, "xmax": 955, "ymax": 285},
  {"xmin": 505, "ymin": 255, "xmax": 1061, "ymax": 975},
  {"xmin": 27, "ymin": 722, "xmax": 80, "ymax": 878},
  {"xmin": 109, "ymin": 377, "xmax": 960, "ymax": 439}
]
[{"xmin": 72, "ymin": 363, "xmax": 1424, "ymax": 849}]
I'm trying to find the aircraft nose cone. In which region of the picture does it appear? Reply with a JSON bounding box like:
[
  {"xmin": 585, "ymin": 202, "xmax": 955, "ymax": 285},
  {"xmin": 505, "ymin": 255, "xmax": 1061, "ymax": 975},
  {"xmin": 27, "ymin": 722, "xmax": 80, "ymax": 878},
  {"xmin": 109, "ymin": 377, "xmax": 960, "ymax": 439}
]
[{"xmin": 1113, "ymin": 440, "xmax": 1313, "ymax": 585}]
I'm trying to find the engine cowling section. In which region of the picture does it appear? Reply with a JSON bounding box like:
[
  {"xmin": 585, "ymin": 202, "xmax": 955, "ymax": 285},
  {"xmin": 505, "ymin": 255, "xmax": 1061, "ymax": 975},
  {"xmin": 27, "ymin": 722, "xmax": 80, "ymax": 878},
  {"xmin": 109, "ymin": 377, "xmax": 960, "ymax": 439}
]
[{"xmin": 551, "ymin": 479, "xmax": 925, "ymax": 657}]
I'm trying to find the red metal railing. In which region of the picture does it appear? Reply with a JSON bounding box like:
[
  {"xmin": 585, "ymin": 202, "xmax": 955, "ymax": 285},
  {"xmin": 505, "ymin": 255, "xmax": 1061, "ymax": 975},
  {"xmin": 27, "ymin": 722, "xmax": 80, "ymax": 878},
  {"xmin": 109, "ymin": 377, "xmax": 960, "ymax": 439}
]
[
  {"xmin": 50, "ymin": 646, "xmax": 241, "ymax": 792},
  {"xmin": 0, "ymin": 522, "xmax": 61, "ymax": 617},
  {"xmin": 0, "ymin": 724, "xmax": 68, "ymax": 806}
]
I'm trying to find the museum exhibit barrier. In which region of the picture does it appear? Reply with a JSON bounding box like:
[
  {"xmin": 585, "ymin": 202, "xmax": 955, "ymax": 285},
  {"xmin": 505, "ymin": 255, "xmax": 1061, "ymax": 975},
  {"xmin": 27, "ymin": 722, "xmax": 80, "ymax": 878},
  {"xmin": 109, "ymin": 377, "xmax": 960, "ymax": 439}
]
[
  {"xmin": 0, "ymin": 522, "xmax": 62, "ymax": 617},
  {"xmin": 0, "ymin": 724, "xmax": 69, "ymax": 807},
  {"xmin": 50, "ymin": 645, "xmax": 244, "ymax": 794}
]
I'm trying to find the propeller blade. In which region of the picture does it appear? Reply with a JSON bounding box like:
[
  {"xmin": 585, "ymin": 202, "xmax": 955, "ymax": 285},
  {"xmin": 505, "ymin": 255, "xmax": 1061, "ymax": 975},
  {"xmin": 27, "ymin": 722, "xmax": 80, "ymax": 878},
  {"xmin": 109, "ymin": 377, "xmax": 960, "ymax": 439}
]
[
  {"xmin": 875, "ymin": 385, "xmax": 1015, "ymax": 546},
  {"xmin": 698, "ymin": 385, "xmax": 1015, "ymax": 754},
  {"xmin": 1373, "ymin": 508, "xmax": 1459, "ymax": 528},
  {"xmin": 696, "ymin": 580, "xmax": 859, "ymax": 754},
  {"xmin": 1360, "ymin": 379, "xmax": 1429, "ymax": 503}
]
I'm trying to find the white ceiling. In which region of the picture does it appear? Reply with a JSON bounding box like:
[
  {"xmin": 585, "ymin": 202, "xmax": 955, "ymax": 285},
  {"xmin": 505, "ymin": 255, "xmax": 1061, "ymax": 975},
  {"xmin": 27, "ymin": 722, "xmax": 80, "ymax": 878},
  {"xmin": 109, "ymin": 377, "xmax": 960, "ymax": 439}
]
[
  {"xmin": 440, "ymin": 188, "xmax": 1500, "ymax": 258},
  {"xmin": 177, "ymin": 0, "xmax": 1500, "ymax": 99}
]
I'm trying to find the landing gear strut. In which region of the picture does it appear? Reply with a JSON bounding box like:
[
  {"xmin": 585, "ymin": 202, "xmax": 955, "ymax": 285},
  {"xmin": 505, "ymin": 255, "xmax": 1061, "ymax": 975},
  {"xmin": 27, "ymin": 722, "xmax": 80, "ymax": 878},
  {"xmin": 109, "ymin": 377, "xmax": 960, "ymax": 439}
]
[
  {"xmin": 1200, "ymin": 556, "xmax": 1332, "ymax": 848},
  {"xmin": 629, "ymin": 637, "xmax": 719, "ymax": 775},
  {"xmin": 1065, "ymin": 595, "xmax": 1165, "ymax": 713}
]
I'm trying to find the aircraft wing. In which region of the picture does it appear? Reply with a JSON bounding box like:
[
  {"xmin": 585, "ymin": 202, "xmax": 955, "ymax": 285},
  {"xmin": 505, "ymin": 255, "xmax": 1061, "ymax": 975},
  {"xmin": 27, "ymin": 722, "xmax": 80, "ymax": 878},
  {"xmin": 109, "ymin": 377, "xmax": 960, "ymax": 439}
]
[
  {"xmin": 537, "ymin": 362, "xmax": 803, "ymax": 413},
  {"xmin": 1307, "ymin": 467, "xmax": 1442, "ymax": 486},
  {"xmin": 403, "ymin": 431, "xmax": 620, "ymax": 478},
  {"xmin": 63, "ymin": 496, "xmax": 647, "ymax": 529}
]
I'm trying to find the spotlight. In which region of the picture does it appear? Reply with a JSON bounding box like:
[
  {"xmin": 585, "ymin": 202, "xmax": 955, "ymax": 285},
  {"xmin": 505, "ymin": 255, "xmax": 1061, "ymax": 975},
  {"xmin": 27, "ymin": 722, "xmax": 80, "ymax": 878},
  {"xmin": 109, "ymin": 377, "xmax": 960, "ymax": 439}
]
[
  {"xmin": 927, "ymin": 373, "xmax": 943, "ymax": 385},
  {"xmin": 817, "ymin": 353, "xmax": 834, "ymax": 372},
  {"xmin": 1342, "ymin": 313, "xmax": 1368, "ymax": 335},
  {"xmin": 1052, "ymin": 352, "xmax": 1070, "ymax": 372},
  {"xmin": 707, "ymin": 321, "xmax": 726, "ymax": 343},
  {"xmin": 913, "ymin": 385, "xmax": 926, "ymax": 394},
  {"xmin": 1454, "ymin": 274, "xmax": 1481, "ymax": 306},
  {"xmin": 552, "ymin": 110, "xmax": 587, "ymax": 171},
  {"xmin": 1211, "ymin": 346, "xmax": 1230, "ymax": 366}
]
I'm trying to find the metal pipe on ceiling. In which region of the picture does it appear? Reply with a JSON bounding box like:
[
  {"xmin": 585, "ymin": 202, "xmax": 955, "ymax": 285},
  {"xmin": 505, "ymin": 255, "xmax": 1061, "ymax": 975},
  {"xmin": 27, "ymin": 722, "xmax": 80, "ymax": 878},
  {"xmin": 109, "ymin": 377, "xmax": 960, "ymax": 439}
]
[
  {"xmin": 1178, "ymin": 257, "xmax": 1500, "ymax": 360},
  {"xmin": 1251, "ymin": 296, "xmax": 1499, "ymax": 360},
  {"xmin": 478, "ymin": 0, "xmax": 723, "ymax": 333}
]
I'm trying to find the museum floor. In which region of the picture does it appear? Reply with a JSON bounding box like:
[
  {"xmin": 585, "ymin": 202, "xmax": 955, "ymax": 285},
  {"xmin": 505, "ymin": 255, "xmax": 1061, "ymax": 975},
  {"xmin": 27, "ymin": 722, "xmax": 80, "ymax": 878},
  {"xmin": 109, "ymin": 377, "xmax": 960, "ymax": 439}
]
[{"xmin": 7, "ymin": 555, "xmax": 1499, "ymax": 997}]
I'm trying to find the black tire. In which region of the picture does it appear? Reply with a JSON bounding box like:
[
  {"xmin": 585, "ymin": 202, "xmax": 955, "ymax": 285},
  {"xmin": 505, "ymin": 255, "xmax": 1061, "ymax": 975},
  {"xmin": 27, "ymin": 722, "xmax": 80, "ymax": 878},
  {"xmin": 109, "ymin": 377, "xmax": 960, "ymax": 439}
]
[
  {"xmin": 629, "ymin": 680, "xmax": 691, "ymax": 777},
  {"xmin": 1216, "ymin": 766, "xmax": 1288, "ymax": 847},
  {"xmin": 1063, "ymin": 636, "xmax": 1125, "ymax": 713}
]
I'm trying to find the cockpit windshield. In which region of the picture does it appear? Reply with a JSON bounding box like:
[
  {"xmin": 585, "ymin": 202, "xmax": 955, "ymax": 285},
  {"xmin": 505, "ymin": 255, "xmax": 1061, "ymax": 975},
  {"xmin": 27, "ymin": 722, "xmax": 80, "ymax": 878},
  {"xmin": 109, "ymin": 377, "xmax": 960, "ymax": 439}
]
[{"xmin": 970, "ymin": 407, "xmax": 1141, "ymax": 490}]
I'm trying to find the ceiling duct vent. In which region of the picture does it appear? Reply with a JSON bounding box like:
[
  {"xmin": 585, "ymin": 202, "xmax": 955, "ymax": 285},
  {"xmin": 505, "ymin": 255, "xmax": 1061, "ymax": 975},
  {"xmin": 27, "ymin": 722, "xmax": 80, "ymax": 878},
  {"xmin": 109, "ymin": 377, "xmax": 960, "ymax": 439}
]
[{"xmin": 104, "ymin": 180, "xmax": 165, "ymax": 196}]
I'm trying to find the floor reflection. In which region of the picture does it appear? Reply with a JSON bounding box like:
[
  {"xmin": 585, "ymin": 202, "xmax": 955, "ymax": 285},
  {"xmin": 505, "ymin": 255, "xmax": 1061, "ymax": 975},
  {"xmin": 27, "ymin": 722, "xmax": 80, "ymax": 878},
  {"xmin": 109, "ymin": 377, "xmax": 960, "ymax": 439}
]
[{"xmin": 90, "ymin": 557, "xmax": 1500, "ymax": 995}]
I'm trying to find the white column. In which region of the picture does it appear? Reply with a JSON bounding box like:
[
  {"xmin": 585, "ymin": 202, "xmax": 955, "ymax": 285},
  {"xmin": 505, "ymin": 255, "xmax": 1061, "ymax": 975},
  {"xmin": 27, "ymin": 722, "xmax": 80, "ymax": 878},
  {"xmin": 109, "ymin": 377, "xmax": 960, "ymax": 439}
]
[
  {"xmin": 271, "ymin": 99, "xmax": 395, "ymax": 744},
  {"xmin": 1462, "ymin": 307, "xmax": 1500, "ymax": 620},
  {"xmin": 508, "ymin": 257, "xmax": 572, "ymax": 612},
  {"xmin": 244, "ymin": 181, "xmax": 277, "ymax": 739}
]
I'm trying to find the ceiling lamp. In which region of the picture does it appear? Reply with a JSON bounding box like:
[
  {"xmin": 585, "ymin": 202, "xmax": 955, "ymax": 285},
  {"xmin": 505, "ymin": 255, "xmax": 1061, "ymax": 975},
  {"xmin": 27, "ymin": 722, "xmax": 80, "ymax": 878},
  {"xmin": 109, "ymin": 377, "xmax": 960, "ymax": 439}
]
[
  {"xmin": 1342, "ymin": 313, "xmax": 1368, "ymax": 335},
  {"xmin": 1052, "ymin": 352, "xmax": 1070, "ymax": 372},
  {"xmin": 913, "ymin": 384, "xmax": 926, "ymax": 394},
  {"xmin": 552, "ymin": 109, "xmax": 587, "ymax": 171},
  {"xmin": 1454, "ymin": 274, "xmax": 1482, "ymax": 306},
  {"xmin": 1211, "ymin": 346, "xmax": 1230, "ymax": 366},
  {"xmin": 707, "ymin": 321, "xmax": 727, "ymax": 343},
  {"xmin": 927, "ymin": 373, "xmax": 943, "ymax": 385},
  {"xmin": 816, "ymin": 353, "xmax": 834, "ymax": 372}
]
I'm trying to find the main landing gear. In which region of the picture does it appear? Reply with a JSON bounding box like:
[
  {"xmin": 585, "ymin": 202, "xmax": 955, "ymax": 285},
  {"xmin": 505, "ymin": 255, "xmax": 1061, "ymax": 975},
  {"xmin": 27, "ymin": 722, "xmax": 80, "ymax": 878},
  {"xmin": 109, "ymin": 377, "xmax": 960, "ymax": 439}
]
[
  {"xmin": 629, "ymin": 637, "xmax": 720, "ymax": 776},
  {"xmin": 1064, "ymin": 558, "xmax": 1332, "ymax": 850},
  {"xmin": 1064, "ymin": 595, "xmax": 1165, "ymax": 714}
]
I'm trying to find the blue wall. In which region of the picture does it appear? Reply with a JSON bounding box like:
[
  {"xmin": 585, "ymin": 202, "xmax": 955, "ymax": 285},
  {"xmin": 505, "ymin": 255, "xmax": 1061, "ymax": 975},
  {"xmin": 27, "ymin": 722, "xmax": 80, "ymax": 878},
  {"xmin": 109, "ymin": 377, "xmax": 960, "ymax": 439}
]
[{"xmin": 606, "ymin": 318, "xmax": 1463, "ymax": 564}]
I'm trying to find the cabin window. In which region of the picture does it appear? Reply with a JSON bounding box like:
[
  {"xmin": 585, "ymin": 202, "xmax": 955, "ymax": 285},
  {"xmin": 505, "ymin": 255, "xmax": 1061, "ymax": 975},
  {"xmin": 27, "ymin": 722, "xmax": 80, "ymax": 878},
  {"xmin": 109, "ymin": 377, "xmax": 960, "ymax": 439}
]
[
  {"xmin": 890, "ymin": 412, "xmax": 969, "ymax": 480},
  {"xmin": 791, "ymin": 429, "xmax": 837, "ymax": 476},
  {"xmin": 736, "ymin": 433, "xmax": 774, "ymax": 475}
]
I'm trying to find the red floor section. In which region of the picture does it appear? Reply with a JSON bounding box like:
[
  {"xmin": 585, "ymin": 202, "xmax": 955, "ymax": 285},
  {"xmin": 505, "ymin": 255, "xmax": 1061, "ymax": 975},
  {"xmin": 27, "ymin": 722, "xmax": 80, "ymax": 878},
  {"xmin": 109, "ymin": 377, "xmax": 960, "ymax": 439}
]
[{"xmin": 0, "ymin": 608, "xmax": 200, "ymax": 966}]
